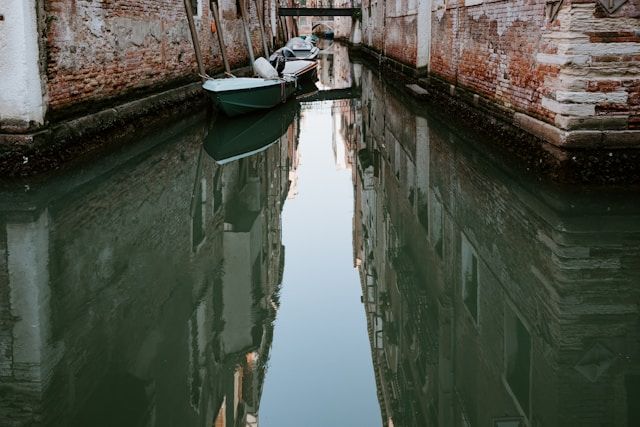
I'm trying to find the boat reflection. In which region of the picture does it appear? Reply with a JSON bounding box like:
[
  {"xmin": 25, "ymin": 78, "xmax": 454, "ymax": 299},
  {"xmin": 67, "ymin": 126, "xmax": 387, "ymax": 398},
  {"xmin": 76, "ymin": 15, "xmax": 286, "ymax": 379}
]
[
  {"xmin": 0, "ymin": 107, "xmax": 299, "ymax": 426},
  {"xmin": 343, "ymin": 66, "xmax": 640, "ymax": 427},
  {"xmin": 203, "ymin": 100, "xmax": 300, "ymax": 165}
]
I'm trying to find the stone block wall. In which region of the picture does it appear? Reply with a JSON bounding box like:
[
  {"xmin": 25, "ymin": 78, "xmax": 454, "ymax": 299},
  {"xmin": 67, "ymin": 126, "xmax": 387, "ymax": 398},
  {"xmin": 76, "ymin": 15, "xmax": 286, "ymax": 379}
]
[{"xmin": 540, "ymin": 2, "xmax": 640, "ymax": 138}]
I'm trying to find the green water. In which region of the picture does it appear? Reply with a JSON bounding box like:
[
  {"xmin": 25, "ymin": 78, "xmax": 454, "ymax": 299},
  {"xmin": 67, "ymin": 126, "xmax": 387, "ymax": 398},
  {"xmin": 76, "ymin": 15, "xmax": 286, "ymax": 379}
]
[{"xmin": 1, "ymin": 44, "xmax": 639, "ymax": 427}]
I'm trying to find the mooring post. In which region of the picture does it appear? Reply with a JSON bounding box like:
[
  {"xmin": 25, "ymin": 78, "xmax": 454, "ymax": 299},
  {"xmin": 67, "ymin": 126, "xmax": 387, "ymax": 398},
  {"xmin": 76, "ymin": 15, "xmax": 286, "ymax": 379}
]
[
  {"xmin": 211, "ymin": 0, "xmax": 231, "ymax": 74},
  {"xmin": 282, "ymin": 15, "xmax": 289, "ymax": 41},
  {"xmin": 254, "ymin": 0, "xmax": 271, "ymax": 56},
  {"xmin": 183, "ymin": 0, "xmax": 207, "ymax": 81},
  {"xmin": 239, "ymin": 0, "xmax": 256, "ymax": 68}
]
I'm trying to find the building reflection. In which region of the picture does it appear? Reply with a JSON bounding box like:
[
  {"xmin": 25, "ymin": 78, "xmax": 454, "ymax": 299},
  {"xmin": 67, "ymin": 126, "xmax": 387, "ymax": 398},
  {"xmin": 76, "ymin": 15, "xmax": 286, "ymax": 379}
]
[
  {"xmin": 0, "ymin": 107, "xmax": 300, "ymax": 426},
  {"xmin": 347, "ymin": 67, "xmax": 640, "ymax": 426},
  {"xmin": 317, "ymin": 42, "xmax": 354, "ymax": 90}
]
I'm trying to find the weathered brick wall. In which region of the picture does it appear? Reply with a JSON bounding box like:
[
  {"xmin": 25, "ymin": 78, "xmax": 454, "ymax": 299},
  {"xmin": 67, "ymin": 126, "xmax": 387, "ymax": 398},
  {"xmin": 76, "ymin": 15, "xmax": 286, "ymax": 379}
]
[
  {"xmin": 385, "ymin": 14, "xmax": 419, "ymax": 66},
  {"xmin": 44, "ymin": 0, "xmax": 273, "ymax": 117},
  {"xmin": 362, "ymin": 0, "xmax": 387, "ymax": 54},
  {"xmin": 430, "ymin": 0, "xmax": 559, "ymax": 123},
  {"xmin": 362, "ymin": 0, "xmax": 420, "ymax": 66},
  {"xmin": 428, "ymin": 0, "xmax": 640, "ymax": 136}
]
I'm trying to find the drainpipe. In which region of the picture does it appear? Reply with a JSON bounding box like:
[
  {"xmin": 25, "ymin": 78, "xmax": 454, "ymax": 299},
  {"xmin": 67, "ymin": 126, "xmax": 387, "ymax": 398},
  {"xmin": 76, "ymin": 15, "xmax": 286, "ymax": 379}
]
[
  {"xmin": 211, "ymin": 0, "xmax": 231, "ymax": 74},
  {"xmin": 183, "ymin": 0, "xmax": 207, "ymax": 81}
]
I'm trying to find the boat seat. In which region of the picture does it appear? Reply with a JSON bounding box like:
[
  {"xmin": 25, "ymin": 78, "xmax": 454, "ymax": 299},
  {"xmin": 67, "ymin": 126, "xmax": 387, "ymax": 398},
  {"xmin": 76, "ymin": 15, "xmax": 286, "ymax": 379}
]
[{"xmin": 254, "ymin": 57, "xmax": 279, "ymax": 80}]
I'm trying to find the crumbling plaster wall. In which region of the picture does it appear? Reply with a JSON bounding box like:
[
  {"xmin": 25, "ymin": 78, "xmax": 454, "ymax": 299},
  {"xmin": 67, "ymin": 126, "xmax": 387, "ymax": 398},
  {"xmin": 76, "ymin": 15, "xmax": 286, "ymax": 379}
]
[
  {"xmin": 429, "ymin": 0, "xmax": 640, "ymax": 142},
  {"xmin": 43, "ymin": 0, "xmax": 273, "ymax": 119}
]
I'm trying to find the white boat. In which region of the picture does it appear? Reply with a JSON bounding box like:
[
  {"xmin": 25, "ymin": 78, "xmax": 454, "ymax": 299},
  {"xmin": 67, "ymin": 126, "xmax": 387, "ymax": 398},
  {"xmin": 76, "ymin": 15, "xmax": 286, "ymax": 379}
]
[
  {"xmin": 282, "ymin": 60, "xmax": 318, "ymax": 82},
  {"xmin": 202, "ymin": 58, "xmax": 297, "ymax": 117},
  {"xmin": 284, "ymin": 38, "xmax": 320, "ymax": 60}
]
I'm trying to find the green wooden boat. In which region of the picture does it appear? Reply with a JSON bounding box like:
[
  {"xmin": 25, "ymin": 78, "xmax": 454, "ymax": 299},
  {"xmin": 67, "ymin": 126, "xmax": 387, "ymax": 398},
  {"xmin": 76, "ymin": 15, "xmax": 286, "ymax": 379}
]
[
  {"xmin": 203, "ymin": 77, "xmax": 297, "ymax": 117},
  {"xmin": 203, "ymin": 100, "xmax": 299, "ymax": 165}
]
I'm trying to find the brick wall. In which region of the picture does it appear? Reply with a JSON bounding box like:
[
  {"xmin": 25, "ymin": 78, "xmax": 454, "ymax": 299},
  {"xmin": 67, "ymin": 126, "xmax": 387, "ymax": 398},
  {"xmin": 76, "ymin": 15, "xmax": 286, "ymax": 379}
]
[
  {"xmin": 43, "ymin": 0, "xmax": 274, "ymax": 118},
  {"xmin": 362, "ymin": 0, "xmax": 420, "ymax": 67},
  {"xmin": 430, "ymin": 0, "xmax": 560, "ymax": 124},
  {"xmin": 361, "ymin": 0, "xmax": 640, "ymax": 146},
  {"xmin": 429, "ymin": 0, "xmax": 640, "ymax": 140}
]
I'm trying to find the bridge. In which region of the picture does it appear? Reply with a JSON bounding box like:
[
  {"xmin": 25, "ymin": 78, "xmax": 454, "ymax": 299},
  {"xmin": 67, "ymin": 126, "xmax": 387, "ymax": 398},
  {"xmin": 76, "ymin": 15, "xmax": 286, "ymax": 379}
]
[{"xmin": 278, "ymin": 8, "xmax": 359, "ymax": 17}]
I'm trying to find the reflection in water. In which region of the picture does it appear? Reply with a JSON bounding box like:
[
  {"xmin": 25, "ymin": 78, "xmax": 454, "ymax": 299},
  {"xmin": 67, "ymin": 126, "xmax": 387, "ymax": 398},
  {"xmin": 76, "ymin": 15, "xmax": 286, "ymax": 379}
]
[
  {"xmin": 317, "ymin": 43, "xmax": 353, "ymax": 91},
  {"xmin": 1, "ymin": 43, "xmax": 639, "ymax": 427},
  {"xmin": 345, "ymin": 66, "xmax": 640, "ymax": 426},
  {"xmin": 204, "ymin": 101, "xmax": 300, "ymax": 165},
  {"xmin": 0, "ymin": 107, "xmax": 299, "ymax": 426}
]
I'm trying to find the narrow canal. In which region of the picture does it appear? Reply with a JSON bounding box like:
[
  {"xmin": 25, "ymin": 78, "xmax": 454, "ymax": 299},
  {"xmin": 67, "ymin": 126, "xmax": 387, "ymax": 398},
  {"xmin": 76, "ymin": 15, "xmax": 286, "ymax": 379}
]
[{"xmin": 1, "ymin": 44, "xmax": 639, "ymax": 427}]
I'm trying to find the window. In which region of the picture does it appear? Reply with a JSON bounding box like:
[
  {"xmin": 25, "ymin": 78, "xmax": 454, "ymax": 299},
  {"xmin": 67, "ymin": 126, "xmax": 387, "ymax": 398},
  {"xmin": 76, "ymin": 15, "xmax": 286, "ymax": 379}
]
[
  {"xmin": 461, "ymin": 234, "xmax": 479, "ymax": 324},
  {"xmin": 504, "ymin": 304, "xmax": 531, "ymax": 417}
]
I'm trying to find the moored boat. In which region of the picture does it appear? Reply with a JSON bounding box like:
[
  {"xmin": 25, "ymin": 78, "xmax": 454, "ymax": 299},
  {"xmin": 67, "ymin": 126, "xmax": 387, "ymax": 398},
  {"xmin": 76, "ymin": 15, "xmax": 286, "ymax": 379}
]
[
  {"xmin": 284, "ymin": 37, "xmax": 320, "ymax": 60},
  {"xmin": 202, "ymin": 77, "xmax": 297, "ymax": 117},
  {"xmin": 202, "ymin": 57, "xmax": 299, "ymax": 117},
  {"xmin": 282, "ymin": 60, "xmax": 318, "ymax": 83}
]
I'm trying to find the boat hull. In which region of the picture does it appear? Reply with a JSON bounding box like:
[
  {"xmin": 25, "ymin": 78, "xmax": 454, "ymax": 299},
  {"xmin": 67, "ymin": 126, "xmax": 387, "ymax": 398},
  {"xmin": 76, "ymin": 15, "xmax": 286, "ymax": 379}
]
[
  {"xmin": 206, "ymin": 79, "xmax": 297, "ymax": 117},
  {"xmin": 282, "ymin": 60, "xmax": 318, "ymax": 84}
]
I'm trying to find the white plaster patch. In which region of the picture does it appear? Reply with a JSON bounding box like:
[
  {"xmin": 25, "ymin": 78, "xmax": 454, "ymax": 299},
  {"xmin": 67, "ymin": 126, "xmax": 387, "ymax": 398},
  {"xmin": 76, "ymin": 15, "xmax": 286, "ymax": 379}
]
[
  {"xmin": 417, "ymin": 0, "xmax": 431, "ymax": 68},
  {"xmin": 0, "ymin": 0, "xmax": 45, "ymax": 127}
]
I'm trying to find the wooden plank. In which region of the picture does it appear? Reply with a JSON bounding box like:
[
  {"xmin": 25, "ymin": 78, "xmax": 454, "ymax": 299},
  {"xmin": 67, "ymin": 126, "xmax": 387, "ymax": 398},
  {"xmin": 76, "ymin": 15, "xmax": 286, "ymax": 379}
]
[
  {"xmin": 254, "ymin": 0, "xmax": 271, "ymax": 55},
  {"xmin": 278, "ymin": 7, "xmax": 358, "ymax": 17},
  {"xmin": 211, "ymin": 0, "xmax": 230, "ymax": 73},
  {"xmin": 239, "ymin": 0, "xmax": 255, "ymax": 67},
  {"xmin": 182, "ymin": 0, "xmax": 207, "ymax": 80}
]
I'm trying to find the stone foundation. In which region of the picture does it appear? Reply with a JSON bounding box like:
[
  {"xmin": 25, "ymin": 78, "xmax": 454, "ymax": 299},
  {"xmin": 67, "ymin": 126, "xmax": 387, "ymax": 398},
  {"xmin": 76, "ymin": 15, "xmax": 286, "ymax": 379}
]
[{"xmin": 0, "ymin": 82, "xmax": 208, "ymax": 178}]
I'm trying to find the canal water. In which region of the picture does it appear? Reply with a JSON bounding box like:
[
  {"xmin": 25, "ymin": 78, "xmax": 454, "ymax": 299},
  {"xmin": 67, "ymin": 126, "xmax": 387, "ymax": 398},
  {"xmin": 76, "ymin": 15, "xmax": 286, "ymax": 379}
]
[{"xmin": 1, "ymin": 44, "xmax": 639, "ymax": 427}]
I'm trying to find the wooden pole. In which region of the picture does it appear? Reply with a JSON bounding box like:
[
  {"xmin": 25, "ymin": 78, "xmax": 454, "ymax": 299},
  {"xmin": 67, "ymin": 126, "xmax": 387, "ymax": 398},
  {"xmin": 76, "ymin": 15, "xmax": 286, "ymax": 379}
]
[
  {"xmin": 278, "ymin": 16, "xmax": 286, "ymax": 44},
  {"xmin": 253, "ymin": 0, "xmax": 270, "ymax": 56},
  {"xmin": 183, "ymin": 0, "xmax": 207, "ymax": 81},
  {"xmin": 210, "ymin": 0, "xmax": 230, "ymax": 73},
  {"xmin": 283, "ymin": 15, "xmax": 289, "ymax": 40},
  {"xmin": 239, "ymin": 0, "xmax": 256, "ymax": 66}
]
